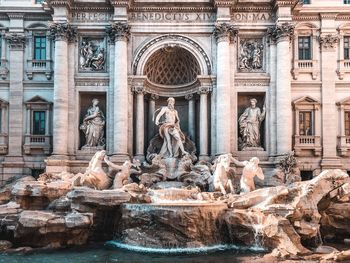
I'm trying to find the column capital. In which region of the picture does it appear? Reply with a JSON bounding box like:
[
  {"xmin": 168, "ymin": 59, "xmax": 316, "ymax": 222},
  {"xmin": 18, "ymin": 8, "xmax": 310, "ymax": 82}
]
[
  {"xmin": 213, "ymin": 23, "xmax": 238, "ymax": 43},
  {"xmin": 150, "ymin": 93, "xmax": 159, "ymax": 101},
  {"xmin": 268, "ymin": 22, "xmax": 294, "ymax": 43},
  {"xmin": 5, "ymin": 33, "xmax": 26, "ymax": 50},
  {"xmin": 106, "ymin": 22, "xmax": 130, "ymax": 42},
  {"xmin": 198, "ymin": 86, "xmax": 212, "ymax": 95},
  {"xmin": 185, "ymin": 93, "xmax": 195, "ymax": 100},
  {"xmin": 49, "ymin": 22, "xmax": 76, "ymax": 42},
  {"xmin": 132, "ymin": 86, "xmax": 146, "ymax": 95},
  {"xmin": 319, "ymin": 34, "xmax": 339, "ymax": 51}
]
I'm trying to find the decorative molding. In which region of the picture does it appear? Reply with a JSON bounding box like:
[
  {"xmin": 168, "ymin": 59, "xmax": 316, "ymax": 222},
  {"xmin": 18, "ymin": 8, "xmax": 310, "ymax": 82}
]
[
  {"xmin": 132, "ymin": 34, "xmax": 212, "ymax": 75},
  {"xmin": 130, "ymin": 7, "xmax": 214, "ymax": 12},
  {"xmin": 106, "ymin": 22, "xmax": 130, "ymax": 42},
  {"xmin": 5, "ymin": 33, "xmax": 26, "ymax": 50},
  {"xmin": 109, "ymin": 0, "xmax": 130, "ymax": 8},
  {"xmin": 213, "ymin": 22, "xmax": 239, "ymax": 43},
  {"xmin": 214, "ymin": 0, "xmax": 235, "ymax": 7},
  {"xmin": 75, "ymin": 79, "xmax": 109, "ymax": 87},
  {"xmin": 319, "ymin": 34, "xmax": 339, "ymax": 50},
  {"xmin": 48, "ymin": 22, "xmax": 76, "ymax": 42},
  {"xmin": 7, "ymin": 13, "xmax": 25, "ymax": 19},
  {"xmin": 46, "ymin": 0, "xmax": 73, "ymax": 9}
]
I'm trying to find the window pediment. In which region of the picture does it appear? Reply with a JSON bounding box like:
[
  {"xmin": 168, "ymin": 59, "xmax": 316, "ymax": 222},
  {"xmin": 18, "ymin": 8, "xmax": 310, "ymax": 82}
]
[{"xmin": 293, "ymin": 96, "xmax": 320, "ymax": 110}]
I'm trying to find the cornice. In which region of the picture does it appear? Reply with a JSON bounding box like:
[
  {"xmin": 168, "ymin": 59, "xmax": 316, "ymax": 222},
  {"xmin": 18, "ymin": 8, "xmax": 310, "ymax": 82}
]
[
  {"xmin": 319, "ymin": 13, "xmax": 338, "ymax": 20},
  {"xmin": 273, "ymin": 0, "xmax": 299, "ymax": 9},
  {"xmin": 109, "ymin": 0, "xmax": 130, "ymax": 8},
  {"xmin": 214, "ymin": 0, "xmax": 236, "ymax": 7},
  {"xmin": 232, "ymin": 5, "xmax": 272, "ymax": 12},
  {"xmin": 7, "ymin": 13, "xmax": 24, "ymax": 19},
  {"xmin": 130, "ymin": 6, "xmax": 215, "ymax": 12},
  {"xmin": 47, "ymin": 0, "xmax": 73, "ymax": 8}
]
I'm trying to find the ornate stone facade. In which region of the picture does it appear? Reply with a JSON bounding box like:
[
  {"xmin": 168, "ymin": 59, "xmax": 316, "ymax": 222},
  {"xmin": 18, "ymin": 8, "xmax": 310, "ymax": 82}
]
[{"xmin": 0, "ymin": 0, "xmax": 350, "ymax": 183}]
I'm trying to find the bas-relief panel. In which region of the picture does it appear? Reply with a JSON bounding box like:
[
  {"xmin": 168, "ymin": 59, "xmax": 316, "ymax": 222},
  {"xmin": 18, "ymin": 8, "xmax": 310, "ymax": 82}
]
[
  {"xmin": 238, "ymin": 39, "xmax": 264, "ymax": 73},
  {"xmin": 79, "ymin": 37, "xmax": 106, "ymax": 72}
]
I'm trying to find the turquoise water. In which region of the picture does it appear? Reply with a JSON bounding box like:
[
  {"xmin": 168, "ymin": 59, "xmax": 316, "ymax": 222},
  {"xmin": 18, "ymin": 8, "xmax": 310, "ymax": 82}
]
[{"xmin": 0, "ymin": 243, "xmax": 266, "ymax": 263}]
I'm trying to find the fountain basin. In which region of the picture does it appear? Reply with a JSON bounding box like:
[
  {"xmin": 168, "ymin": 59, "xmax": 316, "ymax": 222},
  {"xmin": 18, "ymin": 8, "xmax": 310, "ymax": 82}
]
[{"xmin": 117, "ymin": 202, "xmax": 228, "ymax": 249}]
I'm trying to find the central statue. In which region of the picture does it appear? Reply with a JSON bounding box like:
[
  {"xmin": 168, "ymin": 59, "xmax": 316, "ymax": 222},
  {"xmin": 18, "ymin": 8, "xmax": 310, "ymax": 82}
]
[{"xmin": 154, "ymin": 97, "xmax": 188, "ymax": 158}]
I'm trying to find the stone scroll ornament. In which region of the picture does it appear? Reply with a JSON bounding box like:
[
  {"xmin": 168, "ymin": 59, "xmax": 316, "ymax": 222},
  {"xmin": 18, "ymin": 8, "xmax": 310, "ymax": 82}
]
[
  {"xmin": 79, "ymin": 38, "xmax": 106, "ymax": 71},
  {"xmin": 239, "ymin": 39, "xmax": 264, "ymax": 71}
]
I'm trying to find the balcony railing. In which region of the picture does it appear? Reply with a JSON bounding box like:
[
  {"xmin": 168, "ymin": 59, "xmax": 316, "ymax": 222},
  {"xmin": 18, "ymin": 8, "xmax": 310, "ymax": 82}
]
[
  {"xmin": 26, "ymin": 59, "xmax": 52, "ymax": 80},
  {"xmin": 293, "ymin": 135, "xmax": 321, "ymax": 156},
  {"xmin": 298, "ymin": 60, "xmax": 313, "ymax": 68},
  {"xmin": 0, "ymin": 133, "xmax": 8, "ymax": 154},
  {"xmin": 292, "ymin": 59, "xmax": 318, "ymax": 80},
  {"xmin": 344, "ymin": 60, "xmax": 350, "ymax": 68},
  {"xmin": 23, "ymin": 134, "xmax": 51, "ymax": 154},
  {"xmin": 337, "ymin": 135, "xmax": 350, "ymax": 156}
]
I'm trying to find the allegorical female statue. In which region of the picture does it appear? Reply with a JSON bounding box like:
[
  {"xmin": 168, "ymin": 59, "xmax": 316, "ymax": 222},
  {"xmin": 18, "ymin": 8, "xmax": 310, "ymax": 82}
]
[
  {"xmin": 154, "ymin": 97, "xmax": 188, "ymax": 158},
  {"xmin": 238, "ymin": 98, "xmax": 266, "ymax": 150},
  {"xmin": 80, "ymin": 98, "xmax": 105, "ymax": 148}
]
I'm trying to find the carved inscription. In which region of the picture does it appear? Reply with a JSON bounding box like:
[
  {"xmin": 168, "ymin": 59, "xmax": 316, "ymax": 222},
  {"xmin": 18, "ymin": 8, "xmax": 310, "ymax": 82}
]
[
  {"xmin": 232, "ymin": 13, "xmax": 274, "ymax": 22},
  {"xmin": 129, "ymin": 12, "xmax": 216, "ymax": 22}
]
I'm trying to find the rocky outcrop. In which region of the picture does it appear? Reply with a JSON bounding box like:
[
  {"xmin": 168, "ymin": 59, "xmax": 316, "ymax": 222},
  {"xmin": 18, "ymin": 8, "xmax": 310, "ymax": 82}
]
[
  {"xmin": 119, "ymin": 202, "xmax": 228, "ymax": 248},
  {"xmin": 222, "ymin": 169, "xmax": 350, "ymax": 258},
  {"xmin": 14, "ymin": 210, "xmax": 93, "ymax": 248},
  {"xmin": 12, "ymin": 180, "xmax": 73, "ymax": 209},
  {"xmin": 0, "ymin": 176, "xmax": 35, "ymax": 205}
]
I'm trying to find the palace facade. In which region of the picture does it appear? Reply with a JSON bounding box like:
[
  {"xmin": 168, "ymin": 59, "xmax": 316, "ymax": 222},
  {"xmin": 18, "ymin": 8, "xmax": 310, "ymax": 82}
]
[{"xmin": 0, "ymin": 0, "xmax": 350, "ymax": 184}]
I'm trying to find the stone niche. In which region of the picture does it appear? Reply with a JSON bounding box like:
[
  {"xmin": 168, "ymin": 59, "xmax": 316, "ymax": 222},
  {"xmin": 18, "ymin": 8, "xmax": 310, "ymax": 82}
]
[
  {"xmin": 79, "ymin": 93, "xmax": 106, "ymax": 150},
  {"xmin": 78, "ymin": 37, "xmax": 106, "ymax": 72},
  {"xmin": 237, "ymin": 92, "xmax": 266, "ymax": 151}
]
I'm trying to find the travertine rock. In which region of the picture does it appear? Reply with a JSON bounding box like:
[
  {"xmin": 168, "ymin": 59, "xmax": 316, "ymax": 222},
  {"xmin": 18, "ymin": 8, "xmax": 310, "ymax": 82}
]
[
  {"xmin": 15, "ymin": 210, "xmax": 93, "ymax": 248},
  {"xmin": 12, "ymin": 180, "xmax": 73, "ymax": 209},
  {"xmin": 0, "ymin": 176, "xmax": 35, "ymax": 205},
  {"xmin": 222, "ymin": 169, "xmax": 350, "ymax": 258},
  {"xmin": 119, "ymin": 202, "xmax": 228, "ymax": 248}
]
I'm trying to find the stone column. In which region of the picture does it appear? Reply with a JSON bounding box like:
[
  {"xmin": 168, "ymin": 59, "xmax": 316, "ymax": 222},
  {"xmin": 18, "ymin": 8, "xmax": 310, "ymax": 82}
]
[
  {"xmin": 133, "ymin": 86, "xmax": 146, "ymax": 160},
  {"xmin": 148, "ymin": 94, "xmax": 158, "ymax": 142},
  {"xmin": 267, "ymin": 32, "xmax": 277, "ymax": 157},
  {"xmin": 3, "ymin": 32, "xmax": 26, "ymax": 179},
  {"xmin": 270, "ymin": 23, "xmax": 294, "ymax": 156},
  {"xmin": 213, "ymin": 23, "xmax": 238, "ymax": 155},
  {"xmin": 49, "ymin": 22, "xmax": 75, "ymax": 158},
  {"xmin": 198, "ymin": 86, "xmax": 211, "ymax": 159},
  {"xmin": 185, "ymin": 94, "xmax": 195, "ymax": 141},
  {"xmin": 319, "ymin": 33, "xmax": 342, "ymax": 169},
  {"xmin": 107, "ymin": 22, "xmax": 130, "ymax": 162}
]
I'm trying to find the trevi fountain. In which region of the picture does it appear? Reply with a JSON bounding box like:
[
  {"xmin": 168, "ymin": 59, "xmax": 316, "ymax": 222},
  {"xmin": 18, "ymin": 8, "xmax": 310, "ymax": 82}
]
[{"xmin": 0, "ymin": 97, "xmax": 349, "ymax": 262}]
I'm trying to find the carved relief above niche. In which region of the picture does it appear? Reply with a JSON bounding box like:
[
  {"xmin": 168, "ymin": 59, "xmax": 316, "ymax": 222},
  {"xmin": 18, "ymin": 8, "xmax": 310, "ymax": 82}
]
[
  {"xmin": 238, "ymin": 38, "xmax": 264, "ymax": 72},
  {"xmin": 79, "ymin": 37, "xmax": 106, "ymax": 72}
]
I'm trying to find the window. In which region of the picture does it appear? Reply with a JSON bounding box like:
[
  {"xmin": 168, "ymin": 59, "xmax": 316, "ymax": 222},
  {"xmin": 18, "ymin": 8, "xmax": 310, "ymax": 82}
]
[
  {"xmin": 345, "ymin": 0, "xmax": 350, "ymax": 4},
  {"xmin": 303, "ymin": 0, "xmax": 310, "ymax": 4},
  {"xmin": 345, "ymin": 37, "xmax": 350, "ymax": 60},
  {"xmin": 33, "ymin": 111, "xmax": 46, "ymax": 135},
  {"xmin": 35, "ymin": 0, "xmax": 44, "ymax": 3},
  {"xmin": 345, "ymin": 111, "xmax": 350, "ymax": 136},
  {"xmin": 298, "ymin": 36, "xmax": 311, "ymax": 60},
  {"xmin": 299, "ymin": 111, "xmax": 313, "ymax": 135},
  {"xmin": 34, "ymin": 36, "xmax": 46, "ymax": 60}
]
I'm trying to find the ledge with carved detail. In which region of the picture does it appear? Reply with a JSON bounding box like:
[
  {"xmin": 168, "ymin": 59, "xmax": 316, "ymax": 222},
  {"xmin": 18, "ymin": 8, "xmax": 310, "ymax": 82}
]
[
  {"xmin": 336, "ymin": 59, "xmax": 350, "ymax": 80},
  {"xmin": 292, "ymin": 59, "xmax": 319, "ymax": 80},
  {"xmin": 337, "ymin": 135, "xmax": 350, "ymax": 157},
  {"xmin": 26, "ymin": 59, "xmax": 53, "ymax": 80},
  {"xmin": 0, "ymin": 133, "xmax": 8, "ymax": 154},
  {"xmin": 293, "ymin": 135, "xmax": 321, "ymax": 156},
  {"xmin": 23, "ymin": 134, "xmax": 51, "ymax": 155}
]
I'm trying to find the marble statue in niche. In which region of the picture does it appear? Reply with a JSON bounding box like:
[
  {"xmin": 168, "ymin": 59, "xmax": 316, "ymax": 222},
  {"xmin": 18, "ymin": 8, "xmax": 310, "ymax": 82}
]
[
  {"xmin": 79, "ymin": 38, "xmax": 105, "ymax": 71},
  {"xmin": 239, "ymin": 39, "xmax": 264, "ymax": 71},
  {"xmin": 80, "ymin": 98, "xmax": 105, "ymax": 149},
  {"xmin": 154, "ymin": 97, "xmax": 188, "ymax": 158},
  {"xmin": 238, "ymin": 98, "xmax": 265, "ymax": 150}
]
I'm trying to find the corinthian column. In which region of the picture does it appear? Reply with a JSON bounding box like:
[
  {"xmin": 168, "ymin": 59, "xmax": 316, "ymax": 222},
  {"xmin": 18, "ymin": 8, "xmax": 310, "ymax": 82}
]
[
  {"xmin": 198, "ymin": 86, "xmax": 211, "ymax": 159},
  {"xmin": 185, "ymin": 94, "xmax": 195, "ymax": 141},
  {"xmin": 270, "ymin": 23, "xmax": 294, "ymax": 156},
  {"xmin": 319, "ymin": 33, "xmax": 342, "ymax": 169},
  {"xmin": 133, "ymin": 85, "xmax": 146, "ymax": 160},
  {"xmin": 49, "ymin": 22, "xmax": 76, "ymax": 157},
  {"xmin": 148, "ymin": 94, "xmax": 158, "ymax": 142},
  {"xmin": 107, "ymin": 22, "xmax": 130, "ymax": 161},
  {"xmin": 213, "ymin": 23, "xmax": 238, "ymax": 155}
]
